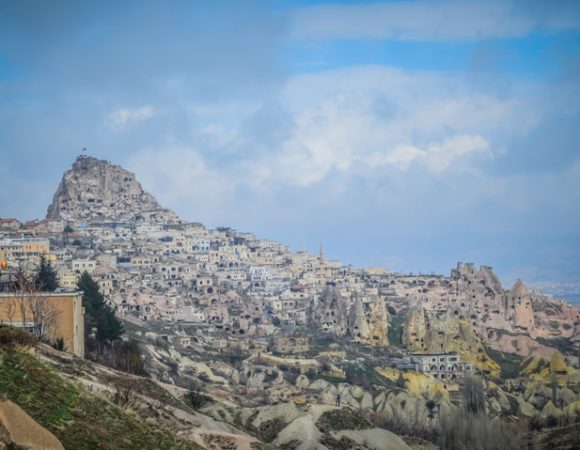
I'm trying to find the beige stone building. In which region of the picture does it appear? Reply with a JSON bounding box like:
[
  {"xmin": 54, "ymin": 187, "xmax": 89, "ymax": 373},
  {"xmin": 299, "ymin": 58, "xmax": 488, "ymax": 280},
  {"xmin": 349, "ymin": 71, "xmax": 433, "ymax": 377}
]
[
  {"xmin": 0, "ymin": 238, "xmax": 52, "ymax": 267},
  {"xmin": 0, "ymin": 292, "xmax": 84, "ymax": 358},
  {"xmin": 57, "ymin": 270, "xmax": 79, "ymax": 291},
  {"xmin": 271, "ymin": 335, "xmax": 310, "ymax": 354}
]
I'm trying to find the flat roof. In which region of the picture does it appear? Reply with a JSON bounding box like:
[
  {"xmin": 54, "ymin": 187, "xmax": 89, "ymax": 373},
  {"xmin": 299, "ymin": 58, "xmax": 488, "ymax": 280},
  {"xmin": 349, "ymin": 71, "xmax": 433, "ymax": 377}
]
[{"xmin": 0, "ymin": 291, "xmax": 82, "ymax": 298}]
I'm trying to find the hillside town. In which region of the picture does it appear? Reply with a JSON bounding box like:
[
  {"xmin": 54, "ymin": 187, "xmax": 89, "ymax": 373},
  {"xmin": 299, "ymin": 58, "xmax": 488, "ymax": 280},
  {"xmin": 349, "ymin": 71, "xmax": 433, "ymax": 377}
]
[
  {"xmin": 1, "ymin": 157, "xmax": 578, "ymax": 368},
  {"xmin": 1, "ymin": 156, "xmax": 579, "ymax": 450}
]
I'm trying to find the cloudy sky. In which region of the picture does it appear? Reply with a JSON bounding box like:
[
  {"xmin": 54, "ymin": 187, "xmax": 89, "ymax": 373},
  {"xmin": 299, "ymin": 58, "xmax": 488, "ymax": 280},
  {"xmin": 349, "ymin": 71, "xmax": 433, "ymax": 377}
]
[{"xmin": 1, "ymin": 0, "xmax": 579, "ymax": 293}]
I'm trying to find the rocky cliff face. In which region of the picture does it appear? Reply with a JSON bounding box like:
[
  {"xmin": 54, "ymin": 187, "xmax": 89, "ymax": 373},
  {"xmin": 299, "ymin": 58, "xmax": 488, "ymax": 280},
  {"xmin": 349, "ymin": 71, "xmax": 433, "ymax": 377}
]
[
  {"xmin": 46, "ymin": 156, "xmax": 179, "ymax": 224},
  {"xmin": 505, "ymin": 279, "xmax": 535, "ymax": 333},
  {"xmin": 313, "ymin": 285, "xmax": 390, "ymax": 345},
  {"xmin": 390, "ymin": 263, "xmax": 580, "ymax": 357},
  {"xmin": 402, "ymin": 304, "xmax": 501, "ymax": 376}
]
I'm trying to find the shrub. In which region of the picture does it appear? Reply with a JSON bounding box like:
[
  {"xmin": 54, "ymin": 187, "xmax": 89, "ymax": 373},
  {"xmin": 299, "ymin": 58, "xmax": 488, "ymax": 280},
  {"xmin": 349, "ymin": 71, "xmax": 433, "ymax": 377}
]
[
  {"xmin": 320, "ymin": 435, "xmax": 360, "ymax": 450},
  {"xmin": 112, "ymin": 379, "xmax": 137, "ymax": 408},
  {"xmin": 198, "ymin": 372, "xmax": 210, "ymax": 382},
  {"xmin": 263, "ymin": 370, "xmax": 279, "ymax": 383},
  {"xmin": 185, "ymin": 390, "xmax": 213, "ymax": 410},
  {"xmin": 0, "ymin": 326, "xmax": 38, "ymax": 350},
  {"xmin": 112, "ymin": 339, "xmax": 146, "ymax": 376},
  {"xmin": 154, "ymin": 337, "xmax": 170, "ymax": 351},
  {"xmin": 375, "ymin": 406, "xmax": 437, "ymax": 443},
  {"xmin": 281, "ymin": 368, "xmax": 300, "ymax": 385},
  {"xmin": 438, "ymin": 411, "xmax": 523, "ymax": 450},
  {"xmin": 257, "ymin": 417, "xmax": 287, "ymax": 443},
  {"xmin": 52, "ymin": 337, "xmax": 65, "ymax": 351},
  {"xmin": 316, "ymin": 409, "xmax": 372, "ymax": 433},
  {"xmin": 344, "ymin": 366, "xmax": 371, "ymax": 390}
]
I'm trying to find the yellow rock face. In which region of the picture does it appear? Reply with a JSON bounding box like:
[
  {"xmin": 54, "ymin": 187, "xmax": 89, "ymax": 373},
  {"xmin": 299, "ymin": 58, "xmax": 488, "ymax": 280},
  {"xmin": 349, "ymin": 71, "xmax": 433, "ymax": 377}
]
[
  {"xmin": 550, "ymin": 352, "xmax": 569, "ymax": 375},
  {"xmin": 375, "ymin": 368, "xmax": 449, "ymax": 402},
  {"xmin": 563, "ymin": 400, "xmax": 580, "ymax": 417},
  {"xmin": 521, "ymin": 355, "xmax": 546, "ymax": 376},
  {"xmin": 541, "ymin": 400, "xmax": 562, "ymax": 418},
  {"xmin": 375, "ymin": 367, "xmax": 399, "ymax": 383},
  {"xmin": 521, "ymin": 352, "xmax": 579, "ymax": 386},
  {"xmin": 404, "ymin": 372, "xmax": 449, "ymax": 402},
  {"xmin": 402, "ymin": 305, "xmax": 500, "ymax": 378}
]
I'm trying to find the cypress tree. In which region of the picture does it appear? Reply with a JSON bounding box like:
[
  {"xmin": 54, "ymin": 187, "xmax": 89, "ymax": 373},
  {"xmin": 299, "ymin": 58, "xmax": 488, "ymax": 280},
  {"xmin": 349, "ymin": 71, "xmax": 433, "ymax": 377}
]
[
  {"xmin": 35, "ymin": 255, "xmax": 60, "ymax": 292},
  {"xmin": 77, "ymin": 271, "xmax": 124, "ymax": 345}
]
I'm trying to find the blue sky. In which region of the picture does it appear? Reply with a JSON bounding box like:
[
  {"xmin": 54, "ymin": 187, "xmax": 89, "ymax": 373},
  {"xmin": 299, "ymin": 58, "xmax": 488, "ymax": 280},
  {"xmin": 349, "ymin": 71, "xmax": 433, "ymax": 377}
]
[{"xmin": 1, "ymin": 0, "xmax": 579, "ymax": 294}]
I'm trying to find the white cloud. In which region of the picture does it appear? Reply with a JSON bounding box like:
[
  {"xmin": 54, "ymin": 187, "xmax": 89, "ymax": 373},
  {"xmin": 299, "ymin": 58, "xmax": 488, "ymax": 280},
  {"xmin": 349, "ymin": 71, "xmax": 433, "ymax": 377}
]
[
  {"xmin": 366, "ymin": 135, "xmax": 489, "ymax": 172},
  {"xmin": 127, "ymin": 147, "xmax": 227, "ymax": 211},
  {"xmin": 126, "ymin": 65, "xmax": 554, "ymax": 227},
  {"xmin": 236, "ymin": 66, "xmax": 521, "ymax": 187},
  {"xmin": 292, "ymin": 0, "xmax": 580, "ymax": 41},
  {"xmin": 105, "ymin": 105, "xmax": 155, "ymax": 129}
]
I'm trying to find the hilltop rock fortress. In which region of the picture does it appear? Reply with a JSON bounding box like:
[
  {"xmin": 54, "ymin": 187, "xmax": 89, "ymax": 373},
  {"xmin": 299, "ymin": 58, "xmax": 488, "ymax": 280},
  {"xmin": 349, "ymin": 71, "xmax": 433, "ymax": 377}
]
[{"xmin": 46, "ymin": 155, "xmax": 179, "ymax": 224}]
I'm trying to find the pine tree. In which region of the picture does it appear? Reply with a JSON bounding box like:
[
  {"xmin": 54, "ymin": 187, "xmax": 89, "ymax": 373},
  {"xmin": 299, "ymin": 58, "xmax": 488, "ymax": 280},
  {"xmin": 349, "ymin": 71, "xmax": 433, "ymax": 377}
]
[
  {"xmin": 96, "ymin": 307, "xmax": 124, "ymax": 343},
  {"xmin": 35, "ymin": 255, "xmax": 60, "ymax": 292},
  {"xmin": 77, "ymin": 271, "xmax": 124, "ymax": 346}
]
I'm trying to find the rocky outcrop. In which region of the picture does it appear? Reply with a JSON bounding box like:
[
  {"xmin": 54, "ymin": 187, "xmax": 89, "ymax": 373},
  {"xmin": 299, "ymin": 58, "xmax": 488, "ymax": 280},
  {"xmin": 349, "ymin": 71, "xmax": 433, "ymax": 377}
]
[
  {"xmin": 393, "ymin": 263, "xmax": 579, "ymax": 357},
  {"xmin": 402, "ymin": 306, "xmax": 500, "ymax": 377},
  {"xmin": 313, "ymin": 284, "xmax": 349, "ymax": 336},
  {"xmin": 0, "ymin": 399, "xmax": 65, "ymax": 450},
  {"xmin": 367, "ymin": 297, "xmax": 389, "ymax": 346},
  {"xmin": 349, "ymin": 298, "xmax": 370, "ymax": 342},
  {"xmin": 46, "ymin": 155, "xmax": 179, "ymax": 224},
  {"xmin": 505, "ymin": 280, "xmax": 535, "ymax": 335},
  {"xmin": 402, "ymin": 302, "xmax": 428, "ymax": 352}
]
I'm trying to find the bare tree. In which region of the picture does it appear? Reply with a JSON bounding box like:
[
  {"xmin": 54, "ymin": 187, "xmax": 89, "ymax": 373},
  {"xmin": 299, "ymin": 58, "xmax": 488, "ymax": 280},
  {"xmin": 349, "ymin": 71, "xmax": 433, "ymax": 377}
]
[
  {"xmin": 0, "ymin": 295, "xmax": 17, "ymax": 326},
  {"xmin": 551, "ymin": 372, "xmax": 559, "ymax": 408},
  {"xmin": 29, "ymin": 294, "xmax": 60, "ymax": 340},
  {"xmin": 462, "ymin": 375, "xmax": 486, "ymax": 415},
  {"xmin": 7, "ymin": 268, "xmax": 59, "ymax": 341},
  {"xmin": 10, "ymin": 267, "xmax": 33, "ymax": 330},
  {"xmin": 112, "ymin": 379, "xmax": 137, "ymax": 408}
]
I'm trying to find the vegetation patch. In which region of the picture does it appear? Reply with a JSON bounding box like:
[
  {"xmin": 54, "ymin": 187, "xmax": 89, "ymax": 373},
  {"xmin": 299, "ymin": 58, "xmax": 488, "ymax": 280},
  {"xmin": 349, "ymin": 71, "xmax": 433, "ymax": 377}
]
[
  {"xmin": 0, "ymin": 349, "xmax": 201, "ymax": 449},
  {"xmin": 0, "ymin": 326, "xmax": 38, "ymax": 350},
  {"xmin": 185, "ymin": 389, "xmax": 214, "ymax": 410},
  {"xmin": 388, "ymin": 313, "xmax": 405, "ymax": 348},
  {"xmin": 486, "ymin": 348, "xmax": 524, "ymax": 379},
  {"xmin": 251, "ymin": 443, "xmax": 279, "ymax": 450},
  {"xmin": 201, "ymin": 433, "xmax": 237, "ymax": 450},
  {"xmin": 316, "ymin": 408, "xmax": 372, "ymax": 433},
  {"xmin": 257, "ymin": 417, "xmax": 287, "ymax": 443},
  {"xmin": 320, "ymin": 434, "xmax": 363, "ymax": 450},
  {"xmin": 536, "ymin": 423, "xmax": 580, "ymax": 450},
  {"xmin": 438, "ymin": 411, "xmax": 525, "ymax": 450},
  {"xmin": 344, "ymin": 362, "xmax": 393, "ymax": 391},
  {"xmin": 537, "ymin": 337, "xmax": 576, "ymax": 356},
  {"xmin": 278, "ymin": 440, "xmax": 300, "ymax": 450}
]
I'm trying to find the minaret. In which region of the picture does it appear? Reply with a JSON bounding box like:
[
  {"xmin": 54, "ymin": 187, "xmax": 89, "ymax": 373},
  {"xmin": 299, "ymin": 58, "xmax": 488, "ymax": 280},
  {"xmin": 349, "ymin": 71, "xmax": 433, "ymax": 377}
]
[{"xmin": 319, "ymin": 243, "xmax": 324, "ymax": 261}]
